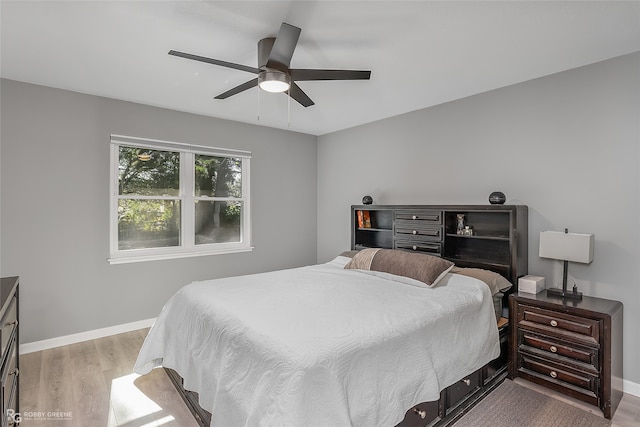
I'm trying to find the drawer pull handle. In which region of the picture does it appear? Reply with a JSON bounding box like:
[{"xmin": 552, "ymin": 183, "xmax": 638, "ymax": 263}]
[
  {"xmin": 462, "ymin": 378, "xmax": 471, "ymax": 386},
  {"xmin": 550, "ymin": 371, "xmax": 558, "ymax": 379},
  {"xmin": 550, "ymin": 345, "xmax": 558, "ymax": 353},
  {"xmin": 5, "ymin": 320, "xmax": 17, "ymax": 327},
  {"xmin": 413, "ymin": 408, "xmax": 427, "ymax": 419},
  {"xmin": 412, "ymin": 215, "xmax": 418, "ymax": 220},
  {"xmin": 412, "ymin": 230, "xmax": 418, "ymax": 235},
  {"xmin": 412, "ymin": 245, "xmax": 418, "ymax": 251},
  {"xmin": 550, "ymin": 320, "xmax": 558, "ymax": 327}
]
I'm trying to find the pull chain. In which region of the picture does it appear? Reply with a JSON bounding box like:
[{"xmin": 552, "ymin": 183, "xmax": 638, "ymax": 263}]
[
  {"xmin": 257, "ymin": 86, "xmax": 260, "ymax": 121},
  {"xmin": 287, "ymin": 88, "xmax": 291, "ymax": 128}
]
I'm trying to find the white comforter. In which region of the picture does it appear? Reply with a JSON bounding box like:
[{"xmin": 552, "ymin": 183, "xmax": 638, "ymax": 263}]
[{"xmin": 134, "ymin": 256, "xmax": 499, "ymax": 427}]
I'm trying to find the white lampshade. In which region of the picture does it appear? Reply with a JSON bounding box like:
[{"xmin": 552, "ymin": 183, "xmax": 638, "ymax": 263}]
[{"xmin": 539, "ymin": 231, "xmax": 594, "ymax": 264}]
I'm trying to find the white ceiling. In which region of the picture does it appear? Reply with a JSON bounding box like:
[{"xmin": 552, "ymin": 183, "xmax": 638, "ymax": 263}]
[{"xmin": 2, "ymin": 1, "xmax": 639, "ymax": 136}]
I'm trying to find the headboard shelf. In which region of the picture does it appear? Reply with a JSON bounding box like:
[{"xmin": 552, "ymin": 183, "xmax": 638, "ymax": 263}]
[
  {"xmin": 351, "ymin": 204, "xmax": 528, "ymax": 292},
  {"xmin": 445, "ymin": 234, "xmax": 510, "ymax": 241}
]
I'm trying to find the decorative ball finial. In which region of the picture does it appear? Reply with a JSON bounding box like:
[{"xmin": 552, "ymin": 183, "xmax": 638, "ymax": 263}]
[{"xmin": 489, "ymin": 191, "xmax": 506, "ymax": 205}]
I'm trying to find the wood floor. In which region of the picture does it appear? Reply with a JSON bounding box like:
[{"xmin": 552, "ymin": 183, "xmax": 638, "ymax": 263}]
[
  {"xmin": 20, "ymin": 328, "xmax": 640, "ymax": 427},
  {"xmin": 20, "ymin": 328, "xmax": 198, "ymax": 427}
]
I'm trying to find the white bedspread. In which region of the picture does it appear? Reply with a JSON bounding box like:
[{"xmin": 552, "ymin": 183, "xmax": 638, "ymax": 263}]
[{"xmin": 134, "ymin": 256, "xmax": 499, "ymax": 427}]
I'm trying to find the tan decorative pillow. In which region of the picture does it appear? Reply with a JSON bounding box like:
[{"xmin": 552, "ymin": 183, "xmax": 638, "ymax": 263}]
[
  {"xmin": 451, "ymin": 267, "xmax": 513, "ymax": 296},
  {"xmin": 338, "ymin": 250, "xmax": 359, "ymax": 259},
  {"xmin": 345, "ymin": 248, "xmax": 454, "ymax": 287}
]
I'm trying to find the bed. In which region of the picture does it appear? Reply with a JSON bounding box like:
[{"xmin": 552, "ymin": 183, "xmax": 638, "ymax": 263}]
[{"xmin": 134, "ymin": 246, "xmax": 516, "ymax": 427}]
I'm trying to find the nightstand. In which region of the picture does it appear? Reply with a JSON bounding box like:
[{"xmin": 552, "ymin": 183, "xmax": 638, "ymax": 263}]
[{"xmin": 509, "ymin": 292, "xmax": 623, "ymax": 419}]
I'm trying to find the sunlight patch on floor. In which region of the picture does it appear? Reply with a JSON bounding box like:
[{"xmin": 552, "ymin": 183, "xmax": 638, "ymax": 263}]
[
  {"xmin": 157, "ymin": 415, "xmax": 179, "ymax": 425},
  {"xmin": 108, "ymin": 373, "xmax": 176, "ymax": 427}
]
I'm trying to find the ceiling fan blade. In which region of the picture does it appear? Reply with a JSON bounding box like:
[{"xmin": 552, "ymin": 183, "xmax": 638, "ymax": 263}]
[
  {"xmin": 169, "ymin": 50, "xmax": 260, "ymax": 74},
  {"xmin": 288, "ymin": 83, "xmax": 314, "ymax": 108},
  {"xmin": 290, "ymin": 69, "xmax": 371, "ymax": 81},
  {"xmin": 266, "ymin": 23, "xmax": 301, "ymax": 72},
  {"xmin": 214, "ymin": 78, "xmax": 258, "ymax": 99}
]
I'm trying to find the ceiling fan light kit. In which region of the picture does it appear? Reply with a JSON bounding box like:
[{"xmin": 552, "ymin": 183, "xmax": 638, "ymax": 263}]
[
  {"xmin": 258, "ymin": 70, "xmax": 290, "ymax": 93},
  {"xmin": 169, "ymin": 22, "xmax": 371, "ymax": 107}
]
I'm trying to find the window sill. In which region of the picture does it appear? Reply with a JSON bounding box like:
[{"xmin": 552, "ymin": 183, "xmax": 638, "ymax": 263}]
[{"xmin": 108, "ymin": 246, "xmax": 254, "ymax": 264}]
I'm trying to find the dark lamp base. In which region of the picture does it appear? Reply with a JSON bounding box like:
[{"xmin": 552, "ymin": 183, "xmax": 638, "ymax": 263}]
[{"xmin": 547, "ymin": 287, "xmax": 583, "ymax": 300}]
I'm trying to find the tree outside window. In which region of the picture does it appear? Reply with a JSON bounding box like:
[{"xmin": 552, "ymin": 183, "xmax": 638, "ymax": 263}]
[
  {"xmin": 194, "ymin": 154, "xmax": 243, "ymax": 245},
  {"xmin": 109, "ymin": 136, "xmax": 251, "ymax": 263}
]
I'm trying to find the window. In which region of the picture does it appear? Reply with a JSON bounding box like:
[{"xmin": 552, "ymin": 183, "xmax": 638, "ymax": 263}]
[{"xmin": 109, "ymin": 135, "xmax": 252, "ymax": 263}]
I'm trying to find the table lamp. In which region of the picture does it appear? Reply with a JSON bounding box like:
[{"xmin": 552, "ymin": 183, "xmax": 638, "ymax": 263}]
[{"xmin": 539, "ymin": 229, "xmax": 594, "ymax": 300}]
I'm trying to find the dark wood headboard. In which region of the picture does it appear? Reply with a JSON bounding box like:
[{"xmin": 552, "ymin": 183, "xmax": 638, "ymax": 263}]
[{"xmin": 350, "ymin": 204, "xmax": 528, "ymax": 295}]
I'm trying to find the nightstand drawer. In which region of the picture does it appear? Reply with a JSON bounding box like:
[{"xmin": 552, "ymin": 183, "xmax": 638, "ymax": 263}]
[
  {"xmin": 1, "ymin": 340, "xmax": 17, "ymax": 386},
  {"xmin": 520, "ymin": 331, "xmax": 598, "ymax": 370},
  {"xmin": 0, "ymin": 296, "xmax": 17, "ymax": 362},
  {"xmin": 3, "ymin": 387, "xmax": 17, "ymax": 427},
  {"xmin": 2, "ymin": 340, "xmax": 18, "ymax": 424},
  {"xmin": 517, "ymin": 304, "xmax": 599, "ymax": 346},
  {"xmin": 395, "ymin": 210, "xmax": 442, "ymax": 224},
  {"xmin": 446, "ymin": 369, "xmax": 481, "ymax": 412},
  {"xmin": 519, "ymin": 353, "xmax": 598, "ymax": 401}
]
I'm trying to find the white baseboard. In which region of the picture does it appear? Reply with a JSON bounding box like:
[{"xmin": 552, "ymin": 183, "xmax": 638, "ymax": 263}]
[
  {"xmin": 623, "ymin": 379, "xmax": 640, "ymax": 397},
  {"xmin": 19, "ymin": 317, "xmax": 156, "ymax": 355}
]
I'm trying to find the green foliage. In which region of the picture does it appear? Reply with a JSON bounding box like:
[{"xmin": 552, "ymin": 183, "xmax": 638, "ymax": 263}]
[
  {"xmin": 117, "ymin": 145, "xmax": 244, "ymax": 249},
  {"xmin": 119, "ymin": 147, "xmax": 180, "ymax": 196},
  {"xmin": 195, "ymin": 155, "xmax": 242, "ymax": 198},
  {"xmin": 118, "ymin": 200, "xmax": 178, "ymax": 232},
  {"xmin": 118, "ymin": 200, "xmax": 180, "ymax": 249},
  {"xmin": 222, "ymin": 202, "xmax": 241, "ymax": 224}
]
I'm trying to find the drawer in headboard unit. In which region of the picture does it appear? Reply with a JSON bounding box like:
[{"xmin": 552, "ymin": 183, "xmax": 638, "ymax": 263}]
[{"xmin": 394, "ymin": 209, "xmax": 444, "ymax": 256}]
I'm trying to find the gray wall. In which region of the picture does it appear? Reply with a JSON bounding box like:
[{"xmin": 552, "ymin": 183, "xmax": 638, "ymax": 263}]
[
  {"xmin": 0, "ymin": 79, "xmax": 318, "ymax": 343},
  {"xmin": 2, "ymin": 52, "xmax": 639, "ymax": 387},
  {"xmin": 317, "ymin": 52, "xmax": 640, "ymax": 385}
]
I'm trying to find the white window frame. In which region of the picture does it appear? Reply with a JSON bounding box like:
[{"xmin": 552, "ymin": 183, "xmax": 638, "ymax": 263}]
[{"xmin": 109, "ymin": 135, "xmax": 252, "ymax": 264}]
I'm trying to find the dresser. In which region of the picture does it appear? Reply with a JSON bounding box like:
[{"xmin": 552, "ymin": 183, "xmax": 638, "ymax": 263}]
[
  {"xmin": 0, "ymin": 277, "xmax": 19, "ymax": 427},
  {"xmin": 509, "ymin": 292, "xmax": 623, "ymax": 419}
]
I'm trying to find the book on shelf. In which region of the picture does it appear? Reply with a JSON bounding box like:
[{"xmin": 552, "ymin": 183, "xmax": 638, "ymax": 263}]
[
  {"xmin": 363, "ymin": 210, "xmax": 372, "ymax": 228},
  {"xmin": 357, "ymin": 210, "xmax": 365, "ymax": 228},
  {"xmin": 356, "ymin": 210, "xmax": 372, "ymax": 228}
]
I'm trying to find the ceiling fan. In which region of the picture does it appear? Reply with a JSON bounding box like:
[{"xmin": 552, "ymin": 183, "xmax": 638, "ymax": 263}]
[{"xmin": 169, "ymin": 22, "xmax": 371, "ymax": 107}]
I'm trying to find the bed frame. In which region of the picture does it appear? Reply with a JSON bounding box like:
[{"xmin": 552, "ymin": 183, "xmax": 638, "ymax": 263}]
[
  {"xmin": 165, "ymin": 367, "xmax": 213, "ymax": 426},
  {"xmin": 167, "ymin": 204, "xmax": 528, "ymax": 427}
]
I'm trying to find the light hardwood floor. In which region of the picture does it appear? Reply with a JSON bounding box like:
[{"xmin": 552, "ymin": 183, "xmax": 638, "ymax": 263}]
[
  {"xmin": 20, "ymin": 328, "xmax": 640, "ymax": 426},
  {"xmin": 20, "ymin": 328, "xmax": 198, "ymax": 427}
]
